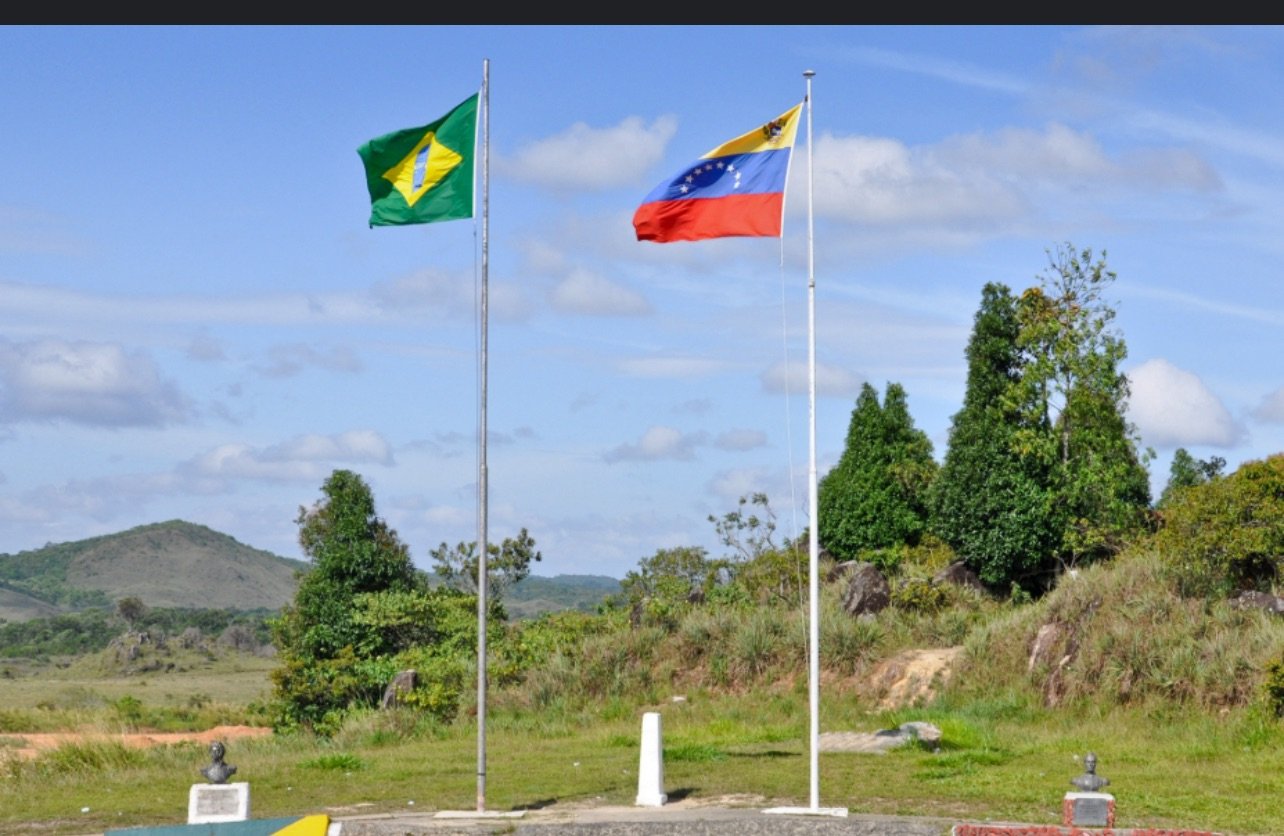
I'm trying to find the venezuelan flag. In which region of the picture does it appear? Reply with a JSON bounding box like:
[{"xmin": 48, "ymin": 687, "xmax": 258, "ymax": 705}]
[{"xmin": 633, "ymin": 102, "xmax": 802, "ymax": 244}]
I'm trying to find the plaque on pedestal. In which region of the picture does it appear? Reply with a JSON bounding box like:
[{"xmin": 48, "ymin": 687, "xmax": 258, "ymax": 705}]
[
  {"xmin": 188, "ymin": 781, "xmax": 251, "ymax": 824},
  {"xmin": 1063, "ymin": 791, "xmax": 1115, "ymax": 828}
]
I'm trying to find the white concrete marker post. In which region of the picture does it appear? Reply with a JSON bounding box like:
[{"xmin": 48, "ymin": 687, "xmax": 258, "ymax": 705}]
[{"xmin": 635, "ymin": 712, "xmax": 667, "ymax": 807}]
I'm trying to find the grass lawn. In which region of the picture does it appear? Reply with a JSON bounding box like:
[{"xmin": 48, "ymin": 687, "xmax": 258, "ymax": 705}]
[{"xmin": 0, "ymin": 680, "xmax": 1280, "ymax": 836}]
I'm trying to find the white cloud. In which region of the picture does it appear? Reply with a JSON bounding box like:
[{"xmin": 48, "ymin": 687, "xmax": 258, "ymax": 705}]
[
  {"xmin": 714, "ymin": 429, "xmax": 767, "ymax": 451},
  {"xmin": 370, "ymin": 268, "xmax": 475, "ymax": 316},
  {"xmin": 604, "ymin": 425, "xmax": 705, "ymax": 462},
  {"xmin": 761, "ymin": 360, "xmax": 863, "ymax": 398},
  {"xmin": 0, "ymin": 338, "xmax": 190, "ymax": 427},
  {"xmin": 184, "ymin": 430, "xmax": 394, "ymax": 483},
  {"xmin": 1253, "ymin": 388, "xmax": 1284, "ymax": 424},
  {"xmin": 255, "ymin": 343, "xmax": 362, "ymax": 378},
  {"xmin": 261, "ymin": 430, "xmax": 393, "ymax": 465},
  {"xmin": 1127, "ymin": 358, "xmax": 1242, "ymax": 447},
  {"xmin": 369, "ymin": 269, "xmax": 532, "ymax": 323},
  {"xmin": 185, "ymin": 444, "xmax": 330, "ymax": 482},
  {"xmin": 499, "ymin": 115, "xmax": 679, "ymax": 191},
  {"xmin": 619, "ymin": 356, "xmax": 726, "ymax": 379},
  {"xmin": 804, "ymin": 122, "xmax": 1217, "ymax": 230},
  {"xmin": 0, "ymin": 279, "xmax": 387, "ymax": 330},
  {"xmin": 186, "ymin": 333, "xmax": 226, "ymax": 362},
  {"xmin": 807, "ymin": 133, "xmax": 1026, "ymax": 227},
  {"xmin": 549, "ymin": 268, "xmax": 651, "ymax": 316}
]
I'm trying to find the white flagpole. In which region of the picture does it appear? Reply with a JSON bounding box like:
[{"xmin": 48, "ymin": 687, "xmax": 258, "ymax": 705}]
[
  {"xmin": 764, "ymin": 69, "xmax": 846, "ymax": 821},
  {"xmin": 476, "ymin": 56, "xmax": 490, "ymax": 813},
  {"xmin": 803, "ymin": 67, "xmax": 821, "ymax": 812}
]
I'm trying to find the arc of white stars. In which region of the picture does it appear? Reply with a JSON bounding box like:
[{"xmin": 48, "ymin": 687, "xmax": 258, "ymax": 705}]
[{"xmin": 676, "ymin": 159, "xmax": 741, "ymax": 194}]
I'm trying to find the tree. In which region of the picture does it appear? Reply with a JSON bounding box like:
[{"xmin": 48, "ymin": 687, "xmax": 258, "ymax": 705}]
[
  {"xmin": 116, "ymin": 596, "xmax": 146, "ymax": 628},
  {"xmin": 430, "ymin": 527, "xmax": 542, "ymax": 601},
  {"xmin": 708, "ymin": 492, "xmax": 779, "ymax": 562},
  {"xmin": 710, "ymin": 493, "xmax": 806, "ymax": 607},
  {"xmin": 1158, "ymin": 448, "xmax": 1226, "ymax": 508},
  {"xmin": 269, "ymin": 469, "xmax": 420, "ymax": 733},
  {"xmin": 1156, "ymin": 454, "xmax": 1284, "ymax": 596},
  {"xmin": 818, "ymin": 381, "xmax": 937, "ymax": 561},
  {"xmin": 617, "ymin": 546, "xmax": 723, "ymax": 626},
  {"xmin": 1013, "ymin": 244, "xmax": 1152, "ymax": 571},
  {"xmin": 620, "ymin": 546, "xmax": 717, "ymax": 603},
  {"xmin": 930, "ymin": 283, "xmax": 1058, "ymax": 589}
]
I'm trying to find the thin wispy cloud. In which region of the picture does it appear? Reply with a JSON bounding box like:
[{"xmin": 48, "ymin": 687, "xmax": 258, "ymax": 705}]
[
  {"xmin": 0, "ymin": 338, "xmax": 190, "ymax": 427},
  {"xmin": 549, "ymin": 268, "xmax": 652, "ymax": 316},
  {"xmin": 498, "ymin": 115, "xmax": 679, "ymax": 191}
]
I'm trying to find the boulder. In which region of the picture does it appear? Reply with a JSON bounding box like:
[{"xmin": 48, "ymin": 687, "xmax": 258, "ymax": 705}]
[
  {"xmin": 839, "ymin": 562, "xmax": 889, "ymax": 616},
  {"xmin": 1229, "ymin": 590, "xmax": 1284, "ymax": 614},
  {"xmin": 381, "ymin": 669, "xmax": 418, "ymax": 709},
  {"xmin": 932, "ymin": 560, "xmax": 986, "ymax": 593}
]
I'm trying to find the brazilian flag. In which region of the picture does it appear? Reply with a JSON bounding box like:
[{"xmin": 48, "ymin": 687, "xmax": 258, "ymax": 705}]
[
  {"xmin": 358, "ymin": 93, "xmax": 478, "ymax": 227},
  {"xmin": 105, "ymin": 813, "xmax": 330, "ymax": 835}
]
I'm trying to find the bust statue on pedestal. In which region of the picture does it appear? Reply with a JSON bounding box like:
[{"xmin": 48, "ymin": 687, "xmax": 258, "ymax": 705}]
[
  {"xmin": 200, "ymin": 740, "xmax": 237, "ymax": 784},
  {"xmin": 1070, "ymin": 751, "xmax": 1109, "ymax": 793}
]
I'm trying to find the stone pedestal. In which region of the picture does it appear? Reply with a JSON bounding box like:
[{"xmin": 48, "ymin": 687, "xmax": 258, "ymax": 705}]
[
  {"xmin": 188, "ymin": 781, "xmax": 250, "ymax": 824},
  {"xmin": 1063, "ymin": 791, "xmax": 1115, "ymax": 828}
]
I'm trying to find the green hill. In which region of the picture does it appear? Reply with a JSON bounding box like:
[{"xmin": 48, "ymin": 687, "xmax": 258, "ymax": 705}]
[
  {"xmin": 505, "ymin": 573, "xmax": 621, "ymax": 619},
  {"xmin": 0, "ymin": 520, "xmax": 309, "ymax": 619}
]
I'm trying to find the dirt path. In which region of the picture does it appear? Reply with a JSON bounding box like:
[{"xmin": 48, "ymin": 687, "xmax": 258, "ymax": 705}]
[{"xmin": 0, "ymin": 724, "xmax": 272, "ymax": 761}]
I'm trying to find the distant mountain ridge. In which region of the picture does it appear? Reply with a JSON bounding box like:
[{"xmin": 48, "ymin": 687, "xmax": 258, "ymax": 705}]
[
  {"xmin": 0, "ymin": 521, "xmax": 309, "ymax": 621},
  {"xmin": 0, "ymin": 521, "xmax": 621, "ymax": 624},
  {"xmin": 505, "ymin": 573, "xmax": 621, "ymax": 619}
]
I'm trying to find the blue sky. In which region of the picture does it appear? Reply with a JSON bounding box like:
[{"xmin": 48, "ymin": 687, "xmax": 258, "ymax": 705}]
[{"xmin": 1, "ymin": 25, "xmax": 1281, "ymax": 580}]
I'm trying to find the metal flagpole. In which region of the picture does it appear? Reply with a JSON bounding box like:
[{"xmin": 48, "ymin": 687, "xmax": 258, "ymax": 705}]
[
  {"xmin": 763, "ymin": 68, "xmax": 846, "ymax": 822},
  {"xmin": 437, "ymin": 60, "xmax": 519, "ymax": 825},
  {"xmin": 476, "ymin": 56, "xmax": 490, "ymax": 813},
  {"xmin": 803, "ymin": 67, "xmax": 821, "ymax": 813}
]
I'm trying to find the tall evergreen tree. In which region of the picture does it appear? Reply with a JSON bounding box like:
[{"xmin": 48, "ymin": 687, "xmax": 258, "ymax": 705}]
[
  {"xmin": 930, "ymin": 283, "xmax": 1057, "ymax": 589},
  {"xmin": 818, "ymin": 381, "xmax": 937, "ymax": 560}
]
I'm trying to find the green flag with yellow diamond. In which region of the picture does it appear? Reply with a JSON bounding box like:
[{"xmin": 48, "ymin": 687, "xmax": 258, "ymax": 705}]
[{"xmin": 358, "ymin": 93, "xmax": 478, "ymax": 227}]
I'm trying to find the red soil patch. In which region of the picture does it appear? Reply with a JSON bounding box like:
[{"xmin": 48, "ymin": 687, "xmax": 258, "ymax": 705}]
[{"xmin": 0, "ymin": 724, "xmax": 272, "ymax": 761}]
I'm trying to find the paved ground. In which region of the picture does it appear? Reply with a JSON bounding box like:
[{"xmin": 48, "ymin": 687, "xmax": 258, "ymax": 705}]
[{"xmin": 332, "ymin": 800, "xmax": 958, "ymax": 835}]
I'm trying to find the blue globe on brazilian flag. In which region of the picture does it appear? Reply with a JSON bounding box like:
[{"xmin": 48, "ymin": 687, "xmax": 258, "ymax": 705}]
[{"xmin": 358, "ymin": 93, "xmax": 478, "ymax": 227}]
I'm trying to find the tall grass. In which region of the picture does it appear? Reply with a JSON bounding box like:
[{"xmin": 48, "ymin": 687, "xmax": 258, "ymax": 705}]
[{"xmin": 948, "ymin": 550, "xmax": 1284, "ymax": 712}]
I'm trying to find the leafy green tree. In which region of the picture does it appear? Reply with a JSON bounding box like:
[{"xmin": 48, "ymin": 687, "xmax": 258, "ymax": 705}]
[
  {"xmin": 1013, "ymin": 244, "xmax": 1152, "ymax": 571},
  {"xmin": 708, "ymin": 492, "xmax": 779, "ymax": 562},
  {"xmin": 1158, "ymin": 448, "xmax": 1226, "ymax": 508},
  {"xmin": 430, "ymin": 527, "xmax": 542, "ymax": 601},
  {"xmin": 618, "ymin": 546, "xmax": 723, "ymax": 626},
  {"xmin": 269, "ymin": 469, "xmax": 420, "ymax": 733},
  {"xmin": 818, "ymin": 381, "xmax": 937, "ymax": 561},
  {"xmin": 116, "ymin": 596, "xmax": 146, "ymax": 628},
  {"xmin": 709, "ymin": 493, "xmax": 805, "ymax": 607},
  {"xmin": 930, "ymin": 283, "xmax": 1058, "ymax": 589},
  {"xmin": 1155, "ymin": 454, "xmax": 1284, "ymax": 596}
]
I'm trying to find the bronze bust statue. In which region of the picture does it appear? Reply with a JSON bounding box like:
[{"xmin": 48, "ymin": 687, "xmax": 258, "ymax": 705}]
[
  {"xmin": 200, "ymin": 740, "xmax": 237, "ymax": 784},
  {"xmin": 1070, "ymin": 751, "xmax": 1109, "ymax": 793}
]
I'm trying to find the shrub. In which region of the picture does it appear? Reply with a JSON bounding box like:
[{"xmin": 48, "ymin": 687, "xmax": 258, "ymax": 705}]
[
  {"xmin": 1154, "ymin": 454, "xmax": 1284, "ymax": 597},
  {"xmin": 891, "ymin": 577, "xmax": 948, "ymax": 614},
  {"xmin": 1264, "ymin": 654, "xmax": 1284, "ymax": 717}
]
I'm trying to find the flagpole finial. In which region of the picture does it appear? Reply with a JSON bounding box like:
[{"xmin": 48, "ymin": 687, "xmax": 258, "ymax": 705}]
[{"xmin": 803, "ymin": 69, "xmax": 815, "ymax": 78}]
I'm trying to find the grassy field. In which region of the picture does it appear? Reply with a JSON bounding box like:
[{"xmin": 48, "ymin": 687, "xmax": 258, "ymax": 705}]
[
  {"xmin": 0, "ymin": 663, "xmax": 1281, "ymax": 836},
  {"xmin": 2, "ymin": 547, "xmax": 1283, "ymax": 836},
  {"xmin": 0, "ymin": 652, "xmax": 276, "ymax": 735}
]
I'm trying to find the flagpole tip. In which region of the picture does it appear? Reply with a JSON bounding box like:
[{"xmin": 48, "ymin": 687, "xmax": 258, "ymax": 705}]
[{"xmin": 803, "ymin": 69, "xmax": 815, "ymax": 78}]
